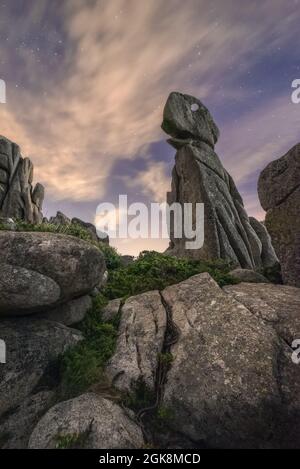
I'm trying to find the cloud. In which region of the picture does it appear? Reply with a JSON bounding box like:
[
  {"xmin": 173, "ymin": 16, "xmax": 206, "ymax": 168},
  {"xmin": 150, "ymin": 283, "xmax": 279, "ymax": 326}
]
[
  {"xmin": 0, "ymin": 0, "xmax": 298, "ymax": 206},
  {"xmin": 135, "ymin": 161, "xmax": 171, "ymax": 203}
]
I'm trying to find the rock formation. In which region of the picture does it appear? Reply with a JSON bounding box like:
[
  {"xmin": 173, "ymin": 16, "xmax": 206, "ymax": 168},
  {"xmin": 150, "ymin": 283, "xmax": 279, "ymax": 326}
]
[
  {"xmin": 0, "ymin": 318, "xmax": 83, "ymax": 448},
  {"xmin": 48, "ymin": 211, "xmax": 109, "ymax": 244},
  {"xmin": 0, "ymin": 136, "xmax": 44, "ymax": 223},
  {"xmin": 28, "ymin": 393, "xmax": 144, "ymax": 449},
  {"xmin": 162, "ymin": 92, "xmax": 278, "ymax": 271},
  {"xmin": 107, "ymin": 272, "xmax": 300, "ymax": 448},
  {"xmin": 0, "ymin": 231, "xmax": 105, "ymax": 316},
  {"xmin": 258, "ymin": 143, "xmax": 300, "ymax": 287}
]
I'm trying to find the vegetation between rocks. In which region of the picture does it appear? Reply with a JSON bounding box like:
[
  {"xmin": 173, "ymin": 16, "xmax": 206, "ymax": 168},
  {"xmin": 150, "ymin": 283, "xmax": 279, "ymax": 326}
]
[
  {"xmin": 2, "ymin": 221, "xmax": 237, "ymax": 402},
  {"xmin": 103, "ymin": 250, "xmax": 237, "ymax": 300}
]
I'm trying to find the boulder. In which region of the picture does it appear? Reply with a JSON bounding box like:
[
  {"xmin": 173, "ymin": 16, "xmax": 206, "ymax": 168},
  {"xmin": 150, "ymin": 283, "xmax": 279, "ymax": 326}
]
[
  {"xmin": 28, "ymin": 393, "xmax": 144, "ymax": 449},
  {"xmin": 0, "ymin": 136, "xmax": 44, "ymax": 223},
  {"xmin": 72, "ymin": 217, "xmax": 109, "ymax": 243},
  {"xmin": 0, "ymin": 318, "xmax": 82, "ymax": 418},
  {"xmin": 108, "ymin": 273, "xmax": 300, "ymax": 448},
  {"xmin": 258, "ymin": 143, "xmax": 300, "ymax": 287},
  {"xmin": 49, "ymin": 211, "xmax": 71, "ymax": 225},
  {"xmin": 107, "ymin": 291, "xmax": 166, "ymax": 393},
  {"xmin": 120, "ymin": 255, "xmax": 135, "ymax": 267},
  {"xmin": 0, "ymin": 263, "xmax": 61, "ymax": 316},
  {"xmin": 36, "ymin": 295, "xmax": 92, "ymax": 326},
  {"xmin": 162, "ymin": 91, "xmax": 219, "ymax": 149},
  {"xmin": 0, "ymin": 391, "xmax": 55, "ymax": 449},
  {"xmin": 0, "ymin": 231, "xmax": 105, "ymax": 315},
  {"xmin": 162, "ymin": 92, "xmax": 277, "ymax": 271},
  {"xmin": 229, "ymin": 268, "xmax": 269, "ymax": 284}
]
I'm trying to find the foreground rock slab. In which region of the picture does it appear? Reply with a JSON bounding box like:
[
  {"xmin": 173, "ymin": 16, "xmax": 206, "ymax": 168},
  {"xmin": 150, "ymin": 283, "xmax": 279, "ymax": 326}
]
[
  {"xmin": 108, "ymin": 272, "xmax": 300, "ymax": 448},
  {"xmin": 0, "ymin": 231, "xmax": 105, "ymax": 315},
  {"xmin": 258, "ymin": 143, "xmax": 300, "ymax": 287},
  {"xmin": 29, "ymin": 393, "xmax": 144, "ymax": 449}
]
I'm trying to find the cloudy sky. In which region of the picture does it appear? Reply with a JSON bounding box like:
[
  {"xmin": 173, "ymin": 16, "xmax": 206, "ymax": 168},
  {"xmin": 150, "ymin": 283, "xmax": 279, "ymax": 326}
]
[{"xmin": 0, "ymin": 0, "xmax": 299, "ymax": 254}]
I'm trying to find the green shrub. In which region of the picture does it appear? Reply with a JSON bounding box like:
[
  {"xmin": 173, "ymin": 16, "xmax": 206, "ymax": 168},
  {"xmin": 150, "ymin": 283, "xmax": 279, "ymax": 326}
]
[
  {"xmin": 261, "ymin": 263, "xmax": 282, "ymax": 284},
  {"xmin": 11, "ymin": 220, "xmax": 96, "ymax": 242},
  {"xmin": 99, "ymin": 243, "xmax": 122, "ymax": 270},
  {"xmin": 122, "ymin": 378, "xmax": 155, "ymax": 413},
  {"xmin": 60, "ymin": 295, "xmax": 119, "ymax": 398},
  {"xmin": 103, "ymin": 251, "xmax": 237, "ymax": 299},
  {"xmin": 54, "ymin": 425, "xmax": 92, "ymax": 449}
]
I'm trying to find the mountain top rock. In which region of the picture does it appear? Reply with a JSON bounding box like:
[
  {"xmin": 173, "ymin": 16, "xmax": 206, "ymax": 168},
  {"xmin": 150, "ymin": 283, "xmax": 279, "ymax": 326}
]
[
  {"xmin": 258, "ymin": 143, "xmax": 300, "ymax": 287},
  {"xmin": 162, "ymin": 92, "xmax": 278, "ymax": 271},
  {"xmin": 162, "ymin": 91, "xmax": 219, "ymax": 149}
]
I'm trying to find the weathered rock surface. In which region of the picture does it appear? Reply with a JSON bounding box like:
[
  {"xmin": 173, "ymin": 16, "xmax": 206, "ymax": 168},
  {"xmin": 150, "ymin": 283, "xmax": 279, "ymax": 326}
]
[
  {"xmin": 102, "ymin": 298, "xmax": 122, "ymax": 322},
  {"xmin": 258, "ymin": 144, "xmax": 300, "ymax": 286},
  {"xmin": 107, "ymin": 291, "xmax": 166, "ymax": 392},
  {"xmin": 0, "ymin": 318, "xmax": 82, "ymax": 418},
  {"xmin": 36, "ymin": 295, "xmax": 92, "ymax": 326},
  {"xmin": 47, "ymin": 213, "xmax": 110, "ymax": 244},
  {"xmin": 28, "ymin": 393, "xmax": 144, "ymax": 449},
  {"xmin": 229, "ymin": 268, "xmax": 269, "ymax": 284},
  {"xmin": 0, "ymin": 231, "xmax": 105, "ymax": 314},
  {"xmin": 0, "ymin": 391, "xmax": 55, "ymax": 449},
  {"xmin": 108, "ymin": 273, "xmax": 300, "ymax": 448},
  {"xmin": 162, "ymin": 92, "xmax": 277, "ymax": 271},
  {"xmin": 0, "ymin": 136, "xmax": 44, "ymax": 223},
  {"xmin": 224, "ymin": 282, "xmax": 300, "ymax": 344},
  {"xmin": 249, "ymin": 217, "xmax": 279, "ymax": 269},
  {"xmin": 49, "ymin": 211, "xmax": 71, "ymax": 225},
  {"xmin": 0, "ymin": 263, "xmax": 61, "ymax": 316}
]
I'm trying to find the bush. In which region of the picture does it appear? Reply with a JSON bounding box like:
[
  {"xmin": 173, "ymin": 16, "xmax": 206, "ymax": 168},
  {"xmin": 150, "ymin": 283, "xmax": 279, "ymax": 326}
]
[
  {"xmin": 103, "ymin": 250, "xmax": 237, "ymax": 299},
  {"xmin": 60, "ymin": 294, "xmax": 119, "ymax": 398}
]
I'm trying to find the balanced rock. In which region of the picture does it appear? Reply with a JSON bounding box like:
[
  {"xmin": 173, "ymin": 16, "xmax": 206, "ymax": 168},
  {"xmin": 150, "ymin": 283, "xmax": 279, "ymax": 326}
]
[
  {"xmin": 0, "ymin": 231, "xmax": 105, "ymax": 316},
  {"xmin": 0, "ymin": 136, "xmax": 44, "ymax": 223},
  {"xmin": 258, "ymin": 143, "xmax": 300, "ymax": 287},
  {"xmin": 162, "ymin": 92, "xmax": 277, "ymax": 271},
  {"xmin": 29, "ymin": 393, "xmax": 144, "ymax": 449}
]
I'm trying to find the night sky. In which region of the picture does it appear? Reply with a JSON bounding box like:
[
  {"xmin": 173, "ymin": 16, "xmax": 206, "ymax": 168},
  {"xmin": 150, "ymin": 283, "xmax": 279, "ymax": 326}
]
[{"xmin": 0, "ymin": 0, "xmax": 299, "ymax": 254}]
